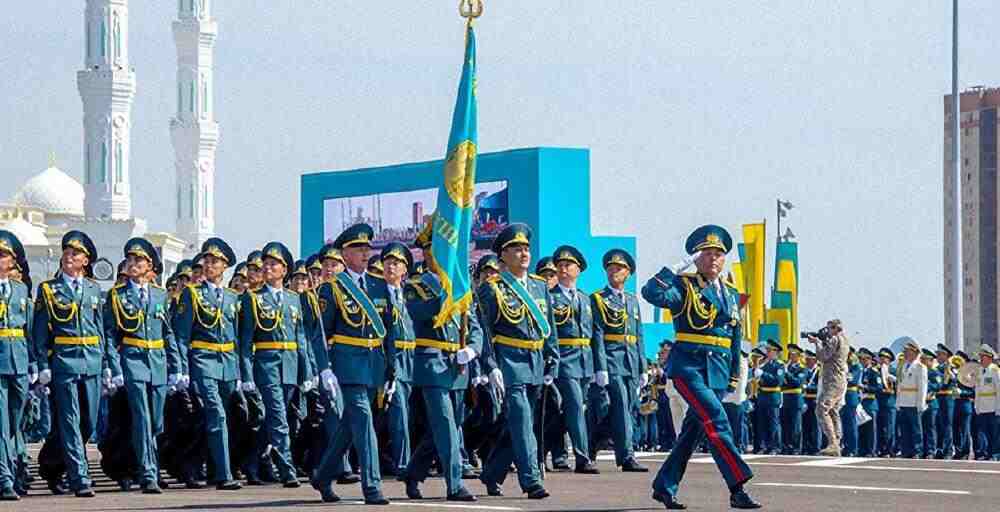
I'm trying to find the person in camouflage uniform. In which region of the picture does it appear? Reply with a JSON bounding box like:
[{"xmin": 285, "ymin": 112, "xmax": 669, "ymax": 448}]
[{"xmin": 808, "ymin": 319, "xmax": 850, "ymax": 456}]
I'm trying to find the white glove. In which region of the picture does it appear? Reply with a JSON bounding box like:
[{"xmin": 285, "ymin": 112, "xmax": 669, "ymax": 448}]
[
  {"xmin": 236, "ymin": 380, "xmax": 242, "ymax": 390},
  {"xmin": 385, "ymin": 380, "xmax": 397, "ymax": 399},
  {"xmin": 887, "ymin": 374, "xmax": 897, "ymax": 383},
  {"xmin": 28, "ymin": 372, "xmax": 38, "ymax": 385},
  {"xmin": 543, "ymin": 374, "xmax": 555, "ymax": 387},
  {"xmin": 639, "ymin": 373, "xmax": 649, "ymax": 388},
  {"xmin": 456, "ymin": 347, "xmax": 478, "ymax": 365},
  {"xmin": 241, "ymin": 381, "xmax": 257, "ymax": 393},
  {"xmin": 475, "ymin": 374, "xmax": 489, "ymax": 386},
  {"xmin": 102, "ymin": 368, "xmax": 113, "ymax": 388},
  {"xmin": 302, "ymin": 379, "xmax": 314, "ymax": 392},
  {"xmin": 168, "ymin": 374, "xmax": 181, "ymax": 388},
  {"xmin": 753, "ymin": 368, "xmax": 763, "ymax": 379},
  {"xmin": 311, "ymin": 376, "xmax": 320, "ymax": 389},
  {"xmin": 32, "ymin": 385, "xmax": 50, "ymax": 398},
  {"xmin": 111, "ymin": 375, "xmax": 125, "ymax": 388},
  {"xmin": 596, "ymin": 370, "xmax": 609, "ymax": 387},
  {"xmin": 39, "ymin": 369, "xmax": 52, "ymax": 385},
  {"xmin": 320, "ymin": 368, "xmax": 338, "ymax": 395},
  {"xmin": 670, "ymin": 252, "xmax": 699, "ymax": 274},
  {"xmin": 489, "ymin": 368, "xmax": 505, "ymax": 395},
  {"xmin": 181, "ymin": 374, "xmax": 191, "ymax": 387}
]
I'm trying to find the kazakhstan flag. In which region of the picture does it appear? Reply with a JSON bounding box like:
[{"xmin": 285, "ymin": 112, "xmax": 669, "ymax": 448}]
[{"xmin": 426, "ymin": 22, "xmax": 478, "ymax": 327}]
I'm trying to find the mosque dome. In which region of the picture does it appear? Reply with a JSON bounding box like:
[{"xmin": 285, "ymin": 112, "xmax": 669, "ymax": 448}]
[
  {"xmin": 0, "ymin": 216, "xmax": 48, "ymax": 247},
  {"xmin": 13, "ymin": 166, "xmax": 85, "ymax": 217}
]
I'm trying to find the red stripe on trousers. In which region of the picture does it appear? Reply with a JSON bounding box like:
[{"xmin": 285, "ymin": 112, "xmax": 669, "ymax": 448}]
[{"xmin": 674, "ymin": 377, "xmax": 746, "ymax": 482}]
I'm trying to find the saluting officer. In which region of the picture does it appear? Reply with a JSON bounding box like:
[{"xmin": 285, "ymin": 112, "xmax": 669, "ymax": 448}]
[
  {"xmin": 103, "ymin": 238, "xmax": 181, "ymax": 494},
  {"xmin": 780, "ymin": 344, "xmax": 808, "ymax": 455},
  {"xmin": 310, "ymin": 224, "xmax": 394, "ymax": 505},
  {"xmin": 592, "ymin": 248, "xmax": 648, "ymax": 472},
  {"xmin": 642, "ymin": 225, "xmax": 759, "ymax": 510},
  {"xmin": 549, "ymin": 245, "xmax": 600, "ymax": 474},
  {"xmin": 402, "ymin": 243, "xmax": 481, "ymax": 502},
  {"xmin": 238, "ymin": 242, "xmax": 314, "ymax": 488},
  {"xmin": 33, "ymin": 231, "xmax": 122, "ymax": 498},
  {"xmin": 754, "ymin": 340, "xmax": 784, "ymax": 455},
  {"xmin": 0, "ymin": 231, "xmax": 32, "ymax": 501},
  {"xmin": 173, "ymin": 238, "xmax": 243, "ymax": 490},
  {"xmin": 477, "ymin": 223, "xmax": 559, "ymax": 500},
  {"xmin": 857, "ymin": 348, "xmax": 882, "ymax": 457},
  {"xmin": 876, "ymin": 348, "xmax": 897, "ymax": 457},
  {"xmin": 935, "ymin": 344, "xmax": 957, "ymax": 459}
]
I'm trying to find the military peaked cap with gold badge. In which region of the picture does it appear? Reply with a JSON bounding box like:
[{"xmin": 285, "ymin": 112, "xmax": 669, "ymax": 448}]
[
  {"xmin": 367, "ymin": 255, "xmax": 384, "ymax": 278},
  {"xmin": 233, "ymin": 261, "xmax": 249, "ymax": 279},
  {"xmin": 192, "ymin": 252, "xmax": 205, "ymax": 271},
  {"xmin": 0, "ymin": 230, "xmax": 26, "ymax": 262},
  {"xmin": 201, "ymin": 237, "xmax": 236, "ymax": 267},
  {"xmin": 534, "ymin": 256, "xmax": 556, "ymax": 276},
  {"xmin": 765, "ymin": 339, "xmax": 782, "ymax": 352},
  {"xmin": 857, "ymin": 347, "xmax": 873, "ymax": 358},
  {"xmin": 62, "ymin": 230, "xmax": 97, "ymax": 261},
  {"xmin": 124, "ymin": 237, "xmax": 161, "ymax": 271},
  {"xmin": 261, "ymin": 242, "xmax": 293, "ymax": 269},
  {"xmin": 474, "ymin": 254, "xmax": 499, "ymax": 279},
  {"xmin": 176, "ymin": 259, "xmax": 194, "ymax": 278},
  {"xmin": 977, "ymin": 344, "xmax": 996, "ymax": 359},
  {"xmin": 878, "ymin": 347, "xmax": 894, "ymax": 360},
  {"xmin": 936, "ymin": 343, "xmax": 953, "ymax": 357},
  {"xmin": 166, "ymin": 275, "xmax": 178, "ymax": 288},
  {"xmin": 920, "ymin": 348, "xmax": 935, "ymax": 359},
  {"xmin": 804, "ymin": 348, "xmax": 817, "ymax": 358},
  {"xmin": 685, "ymin": 224, "xmax": 734, "ymax": 255},
  {"xmin": 492, "ymin": 223, "xmax": 532, "ymax": 255},
  {"xmin": 602, "ymin": 248, "xmax": 635, "ymax": 272},
  {"xmin": 334, "ymin": 223, "xmax": 374, "ymax": 250},
  {"xmin": 380, "ymin": 242, "xmax": 413, "ymax": 271},
  {"xmin": 903, "ymin": 340, "xmax": 920, "ymax": 353},
  {"xmin": 318, "ymin": 243, "xmax": 345, "ymax": 264},
  {"xmin": 787, "ymin": 343, "xmax": 803, "ymax": 355},
  {"xmin": 291, "ymin": 259, "xmax": 309, "ymax": 278},
  {"xmin": 246, "ymin": 250, "xmax": 264, "ymax": 270},
  {"xmin": 306, "ymin": 254, "xmax": 322, "ymax": 272},
  {"xmin": 552, "ymin": 244, "xmax": 587, "ymax": 272}
]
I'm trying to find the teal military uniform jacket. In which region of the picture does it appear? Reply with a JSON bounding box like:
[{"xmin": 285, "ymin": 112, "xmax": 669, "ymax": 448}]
[
  {"xmin": 861, "ymin": 366, "xmax": 882, "ymax": 413},
  {"xmin": 312, "ymin": 274, "xmax": 395, "ymax": 389},
  {"xmin": 642, "ymin": 269, "xmax": 741, "ymax": 391},
  {"xmin": 103, "ymin": 283, "xmax": 179, "ymax": 385},
  {"xmin": 239, "ymin": 287, "xmax": 312, "ymax": 386},
  {"xmin": 174, "ymin": 283, "xmax": 242, "ymax": 382},
  {"xmin": 298, "ymin": 289, "xmax": 323, "ymax": 379},
  {"xmin": 846, "ymin": 363, "xmax": 863, "ymax": 402},
  {"xmin": 550, "ymin": 285, "xmax": 597, "ymax": 380},
  {"xmin": 405, "ymin": 273, "xmax": 483, "ymax": 390},
  {"xmin": 925, "ymin": 367, "xmax": 942, "ymax": 411},
  {"xmin": 33, "ymin": 277, "xmax": 118, "ymax": 380},
  {"xmin": 0, "ymin": 279, "xmax": 33, "ymax": 375},
  {"xmin": 387, "ymin": 283, "xmax": 414, "ymax": 384},
  {"xmin": 782, "ymin": 362, "xmax": 808, "ymax": 409},
  {"xmin": 477, "ymin": 272, "xmax": 559, "ymax": 387},
  {"xmin": 591, "ymin": 287, "xmax": 645, "ymax": 379},
  {"xmin": 757, "ymin": 359, "xmax": 785, "ymax": 407}
]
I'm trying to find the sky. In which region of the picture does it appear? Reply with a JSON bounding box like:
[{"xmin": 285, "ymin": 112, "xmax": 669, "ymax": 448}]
[{"xmin": 1, "ymin": 1, "xmax": 998, "ymax": 349}]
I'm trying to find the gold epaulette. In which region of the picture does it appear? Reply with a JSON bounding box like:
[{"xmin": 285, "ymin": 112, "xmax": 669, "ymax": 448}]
[{"xmin": 529, "ymin": 273, "xmax": 546, "ymax": 282}]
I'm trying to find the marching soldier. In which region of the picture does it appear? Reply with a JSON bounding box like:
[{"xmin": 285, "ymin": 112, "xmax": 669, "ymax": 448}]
[
  {"xmin": 310, "ymin": 224, "xmax": 393, "ymax": 505},
  {"xmin": 402, "ymin": 246, "xmax": 481, "ymax": 502},
  {"xmin": 173, "ymin": 238, "xmax": 243, "ymax": 490},
  {"xmin": 895, "ymin": 341, "xmax": 927, "ymax": 458},
  {"xmin": 548, "ymin": 245, "xmax": 600, "ymax": 474},
  {"xmin": 802, "ymin": 349, "xmax": 821, "ymax": 455},
  {"xmin": 953, "ymin": 351, "xmax": 975, "ymax": 459},
  {"xmin": 857, "ymin": 348, "xmax": 881, "ymax": 457},
  {"xmin": 840, "ymin": 348, "xmax": 862, "ymax": 457},
  {"xmin": 876, "ymin": 348, "xmax": 897, "ymax": 457},
  {"xmin": 780, "ymin": 344, "xmax": 807, "ymax": 454},
  {"xmin": 592, "ymin": 248, "xmax": 648, "ymax": 472},
  {"xmin": 318, "ymin": 244, "xmax": 346, "ymax": 280},
  {"xmin": 935, "ymin": 344, "xmax": 957, "ymax": 459},
  {"xmin": 919, "ymin": 349, "xmax": 941, "ymax": 459},
  {"xmin": 103, "ymin": 238, "xmax": 181, "ymax": 494},
  {"xmin": 642, "ymin": 225, "xmax": 759, "ymax": 509},
  {"xmin": 0, "ymin": 231, "xmax": 32, "ymax": 501},
  {"xmin": 33, "ymin": 231, "xmax": 121, "ymax": 497},
  {"xmin": 973, "ymin": 345, "xmax": 1000, "ymax": 461},
  {"xmin": 754, "ymin": 340, "xmax": 784, "ymax": 454},
  {"xmin": 381, "ymin": 243, "xmax": 415, "ymax": 478},
  {"xmin": 477, "ymin": 224, "xmax": 559, "ymax": 499},
  {"xmin": 238, "ymin": 242, "xmax": 314, "ymax": 488}
]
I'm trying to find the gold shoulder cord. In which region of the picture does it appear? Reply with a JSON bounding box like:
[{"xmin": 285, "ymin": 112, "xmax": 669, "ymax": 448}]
[
  {"xmin": 190, "ymin": 285, "xmax": 222, "ymax": 329},
  {"xmin": 42, "ymin": 282, "xmax": 78, "ymax": 323},
  {"xmin": 110, "ymin": 287, "xmax": 144, "ymax": 333},
  {"xmin": 250, "ymin": 291, "xmax": 283, "ymax": 332},
  {"xmin": 305, "ymin": 290, "xmax": 322, "ymax": 319},
  {"xmin": 682, "ymin": 277, "xmax": 716, "ymax": 331},
  {"xmin": 493, "ymin": 281, "xmax": 526, "ymax": 325},
  {"xmin": 593, "ymin": 292, "xmax": 625, "ymax": 329},
  {"xmin": 553, "ymin": 302, "xmax": 573, "ymax": 326},
  {"xmin": 331, "ymin": 282, "xmax": 366, "ymax": 328}
]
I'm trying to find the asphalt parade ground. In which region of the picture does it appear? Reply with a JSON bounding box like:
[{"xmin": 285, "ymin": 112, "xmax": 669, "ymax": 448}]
[{"xmin": 13, "ymin": 447, "xmax": 1000, "ymax": 512}]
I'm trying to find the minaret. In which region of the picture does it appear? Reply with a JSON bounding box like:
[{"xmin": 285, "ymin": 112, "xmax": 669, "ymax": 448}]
[
  {"xmin": 77, "ymin": 0, "xmax": 136, "ymax": 220},
  {"xmin": 171, "ymin": 0, "xmax": 219, "ymax": 252}
]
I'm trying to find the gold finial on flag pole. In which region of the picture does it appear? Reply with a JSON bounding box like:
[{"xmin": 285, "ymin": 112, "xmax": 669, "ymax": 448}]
[{"xmin": 459, "ymin": 0, "xmax": 484, "ymax": 22}]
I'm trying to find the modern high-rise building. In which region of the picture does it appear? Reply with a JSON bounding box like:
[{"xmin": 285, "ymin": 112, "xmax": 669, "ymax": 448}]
[{"xmin": 944, "ymin": 86, "xmax": 1000, "ymax": 351}]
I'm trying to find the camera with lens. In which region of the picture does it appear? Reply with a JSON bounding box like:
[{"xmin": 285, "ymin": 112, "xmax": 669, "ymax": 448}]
[{"xmin": 800, "ymin": 326, "xmax": 831, "ymax": 341}]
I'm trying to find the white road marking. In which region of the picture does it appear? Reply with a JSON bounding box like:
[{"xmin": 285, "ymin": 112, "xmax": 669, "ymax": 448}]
[
  {"xmin": 341, "ymin": 501, "xmax": 522, "ymax": 511},
  {"xmin": 794, "ymin": 457, "xmax": 869, "ymax": 466},
  {"xmin": 752, "ymin": 482, "xmax": 969, "ymax": 495}
]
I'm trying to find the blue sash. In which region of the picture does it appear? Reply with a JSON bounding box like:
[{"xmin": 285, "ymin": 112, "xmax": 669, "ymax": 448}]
[
  {"xmin": 335, "ymin": 273, "xmax": 386, "ymax": 338},
  {"xmin": 499, "ymin": 271, "xmax": 551, "ymax": 338}
]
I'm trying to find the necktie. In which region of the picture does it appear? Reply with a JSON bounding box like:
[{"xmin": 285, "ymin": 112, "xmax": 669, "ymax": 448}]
[
  {"xmin": 216, "ymin": 287, "xmax": 222, "ymax": 304},
  {"xmin": 139, "ymin": 287, "xmax": 148, "ymax": 310},
  {"xmin": 358, "ymin": 275, "xmax": 365, "ymax": 290},
  {"xmin": 0, "ymin": 282, "xmax": 7, "ymax": 300},
  {"xmin": 73, "ymin": 279, "xmax": 81, "ymax": 300}
]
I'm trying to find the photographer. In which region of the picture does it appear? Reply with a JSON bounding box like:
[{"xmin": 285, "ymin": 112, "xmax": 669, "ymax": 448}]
[{"xmin": 805, "ymin": 319, "xmax": 850, "ymax": 456}]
